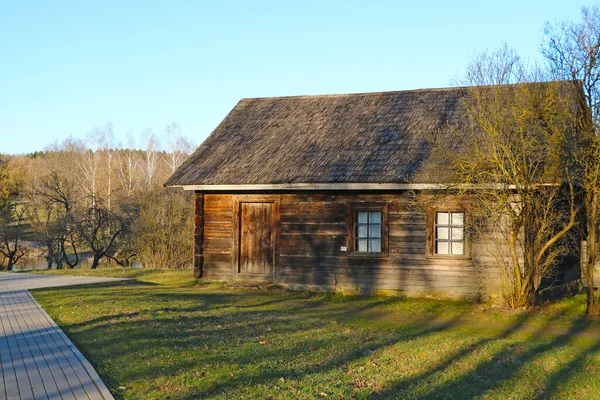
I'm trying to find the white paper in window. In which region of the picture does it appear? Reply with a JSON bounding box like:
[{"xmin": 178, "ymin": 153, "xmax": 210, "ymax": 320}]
[
  {"xmin": 451, "ymin": 212, "xmax": 464, "ymax": 226},
  {"xmin": 451, "ymin": 228, "xmax": 463, "ymax": 240},
  {"xmin": 436, "ymin": 212, "xmax": 449, "ymax": 225},
  {"xmin": 437, "ymin": 227, "xmax": 449, "ymax": 240},
  {"xmin": 452, "ymin": 242, "xmax": 464, "ymax": 255},
  {"xmin": 436, "ymin": 241, "xmax": 449, "ymax": 254}
]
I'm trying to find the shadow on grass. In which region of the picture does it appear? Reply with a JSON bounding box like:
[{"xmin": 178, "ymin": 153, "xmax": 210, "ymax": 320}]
[
  {"xmin": 371, "ymin": 300, "xmax": 600, "ymax": 399},
  {"xmin": 34, "ymin": 285, "xmax": 600, "ymax": 399}
]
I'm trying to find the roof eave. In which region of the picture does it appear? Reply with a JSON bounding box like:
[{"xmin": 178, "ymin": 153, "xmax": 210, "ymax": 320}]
[{"xmin": 165, "ymin": 182, "xmax": 562, "ymax": 191}]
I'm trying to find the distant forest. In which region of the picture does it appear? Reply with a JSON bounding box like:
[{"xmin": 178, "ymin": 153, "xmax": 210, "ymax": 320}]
[{"xmin": 0, "ymin": 122, "xmax": 195, "ymax": 271}]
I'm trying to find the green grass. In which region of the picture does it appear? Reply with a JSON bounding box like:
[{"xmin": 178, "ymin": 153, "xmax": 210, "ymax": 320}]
[
  {"xmin": 29, "ymin": 268, "xmax": 600, "ymax": 399},
  {"xmin": 29, "ymin": 267, "xmax": 199, "ymax": 286}
]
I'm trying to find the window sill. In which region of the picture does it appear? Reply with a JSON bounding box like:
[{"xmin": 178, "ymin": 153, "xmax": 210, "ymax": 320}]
[
  {"xmin": 347, "ymin": 252, "xmax": 389, "ymax": 259},
  {"xmin": 426, "ymin": 254, "xmax": 471, "ymax": 261}
]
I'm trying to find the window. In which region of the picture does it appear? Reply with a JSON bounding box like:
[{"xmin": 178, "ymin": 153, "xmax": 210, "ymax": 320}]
[
  {"xmin": 434, "ymin": 211, "xmax": 464, "ymax": 255},
  {"xmin": 347, "ymin": 203, "xmax": 388, "ymax": 256},
  {"xmin": 355, "ymin": 211, "xmax": 382, "ymax": 253}
]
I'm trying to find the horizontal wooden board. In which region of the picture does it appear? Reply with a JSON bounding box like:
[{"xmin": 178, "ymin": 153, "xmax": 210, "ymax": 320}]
[
  {"xmin": 281, "ymin": 194, "xmax": 402, "ymax": 203},
  {"xmin": 281, "ymin": 201, "xmax": 345, "ymax": 215},
  {"xmin": 203, "ymin": 261, "xmax": 232, "ymax": 272},
  {"xmin": 205, "ymin": 211, "xmax": 233, "ymax": 222},
  {"xmin": 335, "ymin": 276, "xmax": 480, "ymax": 289},
  {"xmin": 204, "ymin": 203, "xmax": 233, "ymax": 212},
  {"xmin": 205, "ymin": 231, "xmax": 233, "ymax": 239},
  {"xmin": 204, "ymin": 237, "xmax": 233, "ymax": 254},
  {"xmin": 281, "ymin": 222, "xmax": 346, "ymax": 236},
  {"xmin": 277, "ymin": 266, "xmax": 480, "ymax": 280},
  {"xmin": 278, "ymin": 255, "xmax": 475, "ymax": 270},
  {"xmin": 280, "ymin": 213, "xmax": 346, "ymax": 223},
  {"xmin": 205, "ymin": 194, "xmax": 233, "ymax": 204},
  {"xmin": 205, "ymin": 253, "xmax": 232, "ymax": 262}
]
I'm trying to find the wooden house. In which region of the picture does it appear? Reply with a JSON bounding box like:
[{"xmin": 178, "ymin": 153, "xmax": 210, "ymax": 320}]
[{"xmin": 165, "ymin": 85, "xmax": 581, "ymax": 299}]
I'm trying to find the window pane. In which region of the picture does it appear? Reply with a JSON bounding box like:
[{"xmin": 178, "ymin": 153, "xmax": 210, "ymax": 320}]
[
  {"xmin": 357, "ymin": 239, "xmax": 368, "ymax": 252},
  {"xmin": 436, "ymin": 241, "xmax": 449, "ymax": 254},
  {"xmin": 370, "ymin": 239, "xmax": 381, "ymax": 253},
  {"xmin": 436, "ymin": 227, "xmax": 449, "ymax": 240},
  {"xmin": 357, "ymin": 225, "xmax": 368, "ymax": 238},
  {"xmin": 452, "ymin": 242, "xmax": 464, "ymax": 255},
  {"xmin": 369, "ymin": 211, "xmax": 382, "ymax": 224},
  {"xmin": 451, "ymin": 212, "xmax": 464, "ymax": 226},
  {"xmin": 451, "ymin": 227, "xmax": 463, "ymax": 240},
  {"xmin": 369, "ymin": 224, "xmax": 381, "ymax": 238},
  {"xmin": 357, "ymin": 212, "xmax": 368, "ymax": 223},
  {"xmin": 436, "ymin": 212, "xmax": 449, "ymax": 225}
]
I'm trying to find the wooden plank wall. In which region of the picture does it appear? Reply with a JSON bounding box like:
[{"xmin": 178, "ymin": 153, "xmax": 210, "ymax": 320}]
[
  {"xmin": 201, "ymin": 192, "xmax": 500, "ymax": 298},
  {"xmin": 203, "ymin": 194, "xmax": 234, "ymax": 280},
  {"xmin": 279, "ymin": 193, "xmax": 482, "ymax": 298}
]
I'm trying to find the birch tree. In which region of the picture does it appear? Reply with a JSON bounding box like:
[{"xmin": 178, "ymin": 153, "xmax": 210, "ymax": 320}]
[
  {"xmin": 77, "ymin": 131, "xmax": 102, "ymax": 208},
  {"xmin": 140, "ymin": 130, "xmax": 160, "ymax": 187},
  {"xmin": 117, "ymin": 132, "xmax": 139, "ymax": 197},
  {"xmin": 164, "ymin": 122, "xmax": 193, "ymax": 174},
  {"xmin": 102, "ymin": 123, "xmax": 115, "ymax": 210}
]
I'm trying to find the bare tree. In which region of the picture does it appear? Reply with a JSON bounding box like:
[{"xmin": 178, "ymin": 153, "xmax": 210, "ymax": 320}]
[
  {"xmin": 102, "ymin": 123, "xmax": 115, "ymax": 210},
  {"xmin": 76, "ymin": 131, "xmax": 102, "ymax": 208},
  {"xmin": 163, "ymin": 122, "xmax": 193, "ymax": 174},
  {"xmin": 36, "ymin": 171, "xmax": 79, "ymax": 269},
  {"xmin": 0, "ymin": 202, "xmax": 28, "ymax": 270},
  {"xmin": 139, "ymin": 130, "xmax": 160, "ymax": 187},
  {"xmin": 117, "ymin": 132, "xmax": 139, "ymax": 197},
  {"xmin": 446, "ymin": 47, "xmax": 580, "ymax": 308},
  {"xmin": 31, "ymin": 140, "xmax": 87, "ymax": 269},
  {"xmin": 77, "ymin": 204, "xmax": 123, "ymax": 269},
  {"xmin": 27, "ymin": 190, "xmax": 56, "ymax": 269},
  {"xmin": 542, "ymin": 5, "xmax": 600, "ymax": 315},
  {"xmin": 455, "ymin": 43, "xmax": 524, "ymax": 86}
]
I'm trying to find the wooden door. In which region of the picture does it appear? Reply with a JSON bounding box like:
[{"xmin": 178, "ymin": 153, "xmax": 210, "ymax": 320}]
[{"xmin": 238, "ymin": 202, "xmax": 274, "ymax": 277}]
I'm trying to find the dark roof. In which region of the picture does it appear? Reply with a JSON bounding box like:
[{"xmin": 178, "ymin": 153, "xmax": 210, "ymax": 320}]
[{"xmin": 164, "ymin": 85, "xmax": 551, "ymax": 186}]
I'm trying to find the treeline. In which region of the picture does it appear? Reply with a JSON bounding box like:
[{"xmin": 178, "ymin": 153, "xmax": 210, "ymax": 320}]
[{"xmin": 0, "ymin": 122, "xmax": 195, "ymax": 271}]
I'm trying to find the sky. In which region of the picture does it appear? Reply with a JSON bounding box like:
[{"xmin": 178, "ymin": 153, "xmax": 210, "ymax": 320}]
[{"xmin": 0, "ymin": 0, "xmax": 587, "ymax": 155}]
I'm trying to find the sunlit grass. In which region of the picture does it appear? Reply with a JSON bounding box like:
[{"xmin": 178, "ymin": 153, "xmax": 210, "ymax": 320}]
[{"xmin": 30, "ymin": 269, "xmax": 600, "ymax": 399}]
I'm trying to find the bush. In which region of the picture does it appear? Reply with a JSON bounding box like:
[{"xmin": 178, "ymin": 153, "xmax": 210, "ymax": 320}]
[{"xmin": 131, "ymin": 187, "xmax": 193, "ymax": 269}]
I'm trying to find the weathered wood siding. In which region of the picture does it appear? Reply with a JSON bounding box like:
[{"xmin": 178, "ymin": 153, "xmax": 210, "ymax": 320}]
[
  {"xmin": 202, "ymin": 194, "xmax": 234, "ymax": 280},
  {"xmin": 198, "ymin": 192, "xmax": 508, "ymax": 298}
]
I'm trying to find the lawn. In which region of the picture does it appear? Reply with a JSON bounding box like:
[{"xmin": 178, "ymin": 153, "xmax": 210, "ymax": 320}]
[{"xmin": 29, "ymin": 268, "xmax": 600, "ymax": 399}]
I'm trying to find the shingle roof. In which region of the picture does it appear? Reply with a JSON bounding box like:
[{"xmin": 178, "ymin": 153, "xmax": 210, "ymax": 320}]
[{"xmin": 164, "ymin": 85, "xmax": 544, "ymax": 186}]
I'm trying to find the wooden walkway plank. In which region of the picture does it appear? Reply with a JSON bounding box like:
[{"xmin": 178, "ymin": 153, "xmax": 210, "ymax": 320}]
[{"xmin": 0, "ymin": 272, "xmax": 130, "ymax": 400}]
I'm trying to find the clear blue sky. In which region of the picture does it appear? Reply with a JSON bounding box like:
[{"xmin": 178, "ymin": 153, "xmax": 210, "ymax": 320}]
[{"xmin": 0, "ymin": 0, "xmax": 585, "ymax": 154}]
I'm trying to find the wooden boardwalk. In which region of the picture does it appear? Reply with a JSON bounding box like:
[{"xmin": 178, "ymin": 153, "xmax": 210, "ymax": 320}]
[{"xmin": 0, "ymin": 273, "xmax": 130, "ymax": 400}]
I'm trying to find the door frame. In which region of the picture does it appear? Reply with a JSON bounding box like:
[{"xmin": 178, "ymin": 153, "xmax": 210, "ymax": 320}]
[{"xmin": 232, "ymin": 195, "xmax": 280, "ymax": 280}]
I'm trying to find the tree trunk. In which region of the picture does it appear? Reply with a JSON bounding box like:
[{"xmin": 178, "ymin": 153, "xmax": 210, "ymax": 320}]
[
  {"xmin": 46, "ymin": 241, "xmax": 53, "ymax": 269},
  {"xmin": 90, "ymin": 253, "xmax": 102, "ymax": 269},
  {"xmin": 587, "ymin": 194, "xmax": 599, "ymax": 316}
]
